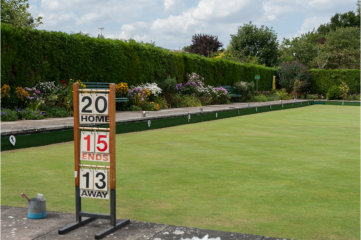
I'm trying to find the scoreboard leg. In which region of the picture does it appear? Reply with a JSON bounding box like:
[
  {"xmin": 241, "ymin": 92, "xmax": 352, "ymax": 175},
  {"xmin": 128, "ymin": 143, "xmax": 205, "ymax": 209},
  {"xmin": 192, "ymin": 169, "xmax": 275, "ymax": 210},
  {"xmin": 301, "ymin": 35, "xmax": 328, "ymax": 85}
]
[
  {"xmin": 58, "ymin": 216, "xmax": 96, "ymax": 234},
  {"xmin": 110, "ymin": 189, "xmax": 116, "ymax": 226},
  {"xmin": 76, "ymin": 186, "xmax": 81, "ymax": 222}
]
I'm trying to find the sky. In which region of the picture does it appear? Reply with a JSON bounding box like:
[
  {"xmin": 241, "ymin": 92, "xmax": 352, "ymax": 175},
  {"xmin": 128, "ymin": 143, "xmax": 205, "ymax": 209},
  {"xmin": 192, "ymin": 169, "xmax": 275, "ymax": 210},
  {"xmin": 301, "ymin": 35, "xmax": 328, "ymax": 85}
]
[{"xmin": 28, "ymin": 0, "xmax": 358, "ymax": 50}]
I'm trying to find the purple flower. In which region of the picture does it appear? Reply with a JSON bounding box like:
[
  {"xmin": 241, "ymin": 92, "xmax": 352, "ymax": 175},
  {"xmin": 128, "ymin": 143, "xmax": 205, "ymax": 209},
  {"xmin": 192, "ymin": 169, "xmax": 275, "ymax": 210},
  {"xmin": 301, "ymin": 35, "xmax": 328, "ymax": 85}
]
[
  {"xmin": 35, "ymin": 89, "xmax": 41, "ymax": 94},
  {"xmin": 213, "ymin": 87, "xmax": 228, "ymax": 95},
  {"xmin": 176, "ymin": 83, "xmax": 183, "ymax": 91}
]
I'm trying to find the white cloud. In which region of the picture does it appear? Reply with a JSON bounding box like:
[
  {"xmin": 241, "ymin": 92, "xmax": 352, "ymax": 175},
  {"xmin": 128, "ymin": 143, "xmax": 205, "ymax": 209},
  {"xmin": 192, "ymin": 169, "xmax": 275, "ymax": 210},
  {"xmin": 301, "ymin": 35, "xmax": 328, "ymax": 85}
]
[
  {"xmin": 164, "ymin": 0, "xmax": 178, "ymax": 11},
  {"xmin": 28, "ymin": 0, "xmax": 357, "ymax": 49},
  {"xmin": 295, "ymin": 16, "xmax": 330, "ymax": 36}
]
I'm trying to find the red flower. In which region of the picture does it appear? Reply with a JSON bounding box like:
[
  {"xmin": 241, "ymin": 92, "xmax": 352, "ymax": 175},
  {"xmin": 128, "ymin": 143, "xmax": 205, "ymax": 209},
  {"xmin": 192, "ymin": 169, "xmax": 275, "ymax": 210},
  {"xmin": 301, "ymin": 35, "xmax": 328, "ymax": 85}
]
[{"xmin": 61, "ymin": 80, "xmax": 66, "ymax": 85}]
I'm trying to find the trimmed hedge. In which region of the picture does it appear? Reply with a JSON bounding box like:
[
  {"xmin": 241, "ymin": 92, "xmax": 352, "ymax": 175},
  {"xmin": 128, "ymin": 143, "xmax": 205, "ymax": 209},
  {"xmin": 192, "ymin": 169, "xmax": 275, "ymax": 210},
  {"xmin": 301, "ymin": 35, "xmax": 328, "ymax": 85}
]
[
  {"xmin": 1, "ymin": 24, "xmax": 275, "ymax": 90},
  {"xmin": 310, "ymin": 69, "xmax": 360, "ymax": 94}
]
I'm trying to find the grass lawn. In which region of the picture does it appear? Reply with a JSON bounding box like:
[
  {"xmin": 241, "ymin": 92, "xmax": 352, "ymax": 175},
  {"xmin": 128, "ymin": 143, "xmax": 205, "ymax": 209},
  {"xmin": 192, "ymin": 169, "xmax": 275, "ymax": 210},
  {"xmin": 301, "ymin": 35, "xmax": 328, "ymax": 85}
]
[{"xmin": 2, "ymin": 105, "xmax": 359, "ymax": 240}]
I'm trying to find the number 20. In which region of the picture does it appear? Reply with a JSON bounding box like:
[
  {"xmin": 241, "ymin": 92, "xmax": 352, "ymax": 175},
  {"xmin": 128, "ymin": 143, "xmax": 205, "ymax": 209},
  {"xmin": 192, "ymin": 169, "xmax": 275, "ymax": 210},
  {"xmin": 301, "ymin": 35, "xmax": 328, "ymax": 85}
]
[{"xmin": 80, "ymin": 94, "xmax": 108, "ymax": 115}]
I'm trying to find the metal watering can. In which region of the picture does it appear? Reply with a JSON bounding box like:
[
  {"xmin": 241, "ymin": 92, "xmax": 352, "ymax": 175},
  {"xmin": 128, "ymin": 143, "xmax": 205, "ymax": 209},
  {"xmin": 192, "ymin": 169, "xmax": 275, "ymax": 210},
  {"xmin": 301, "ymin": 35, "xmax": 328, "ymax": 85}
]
[{"xmin": 21, "ymin": 193, "xmax": 47, "ymax": 219}]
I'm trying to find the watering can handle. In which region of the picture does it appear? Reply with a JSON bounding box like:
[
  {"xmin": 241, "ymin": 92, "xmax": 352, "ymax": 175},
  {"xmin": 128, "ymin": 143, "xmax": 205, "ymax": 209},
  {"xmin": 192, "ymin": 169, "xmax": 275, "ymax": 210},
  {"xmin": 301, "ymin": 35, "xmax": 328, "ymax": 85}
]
[{"xmin": 21, "ymin": 193, "xmax": 30, "ymax": 202}]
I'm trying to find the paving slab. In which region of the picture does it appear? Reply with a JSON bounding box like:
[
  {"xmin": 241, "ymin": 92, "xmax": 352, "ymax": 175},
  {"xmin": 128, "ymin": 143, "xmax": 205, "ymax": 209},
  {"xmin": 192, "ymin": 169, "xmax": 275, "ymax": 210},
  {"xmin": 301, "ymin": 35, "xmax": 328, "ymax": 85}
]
[
  {"xmin": 1, "ymin": 206, "xmax": 292, "ymax": 240},
  {"xmin": 1, "ymin": 100, "xmax": 307, "ymax": 136}
]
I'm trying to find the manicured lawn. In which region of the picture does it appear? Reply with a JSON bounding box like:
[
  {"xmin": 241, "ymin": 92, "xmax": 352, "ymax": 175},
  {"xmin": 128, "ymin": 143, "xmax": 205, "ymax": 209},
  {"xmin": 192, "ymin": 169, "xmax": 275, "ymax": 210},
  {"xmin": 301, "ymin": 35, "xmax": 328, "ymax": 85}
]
[{"xmin": 2, "ymin": 105, "xmax": 359, "ymax": 240}]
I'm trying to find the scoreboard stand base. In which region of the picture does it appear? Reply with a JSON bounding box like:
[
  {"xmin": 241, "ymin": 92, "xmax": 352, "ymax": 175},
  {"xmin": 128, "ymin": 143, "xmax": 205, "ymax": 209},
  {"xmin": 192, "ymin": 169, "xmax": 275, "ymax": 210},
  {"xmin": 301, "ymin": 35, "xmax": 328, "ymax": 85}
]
[
  {"xmin": 95, "ymin": 219, "xmax": 130, "ymax": 239},
  {"xmin": 59, "ymin": 188, "xmax": 130, "ymax": 239},
  {"xmin": 58, "ymin": 217, "xmax": 96, "ymax": 234},
  {"xmin": 58, "ymin": 216, "xmax": 130, "ymax": 239}
]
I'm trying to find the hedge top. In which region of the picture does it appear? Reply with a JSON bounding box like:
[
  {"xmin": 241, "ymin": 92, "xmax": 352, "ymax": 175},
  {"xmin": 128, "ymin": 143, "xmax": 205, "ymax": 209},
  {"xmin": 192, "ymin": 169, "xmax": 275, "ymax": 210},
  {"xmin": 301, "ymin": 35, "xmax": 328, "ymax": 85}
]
[{"xmin": 1, "ymin": 23, "xmax": 275, "ymax": 90}]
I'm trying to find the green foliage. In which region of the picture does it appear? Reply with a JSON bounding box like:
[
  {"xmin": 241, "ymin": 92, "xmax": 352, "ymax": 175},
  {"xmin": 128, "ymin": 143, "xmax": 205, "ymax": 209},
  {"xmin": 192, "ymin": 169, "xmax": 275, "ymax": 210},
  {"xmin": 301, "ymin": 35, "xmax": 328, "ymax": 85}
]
[
  {"xmin": 325, "ymin": 27, "xmax": 360, "ymax": 69},
  {"xmin": 189, "ymin": 34, "xmax": 223, "ymax": 57},
  {"xmin": 326, "ymin": 85, "xmax": 342, "ymax": 100},
  {"xmin": 18, "ymin": 108, "xmax": 45, "ymax": 119},
  {"xmin": 339, "ymin": 81, "xmax": 350, "ymax": 100},
  {"xmin": 154, "ymin": 96, "xmax": 168, "ymax": 109},
  {"xmin": 179, "ymin": 95, "xmax": 202, "ymax": 107},
  {"xmin": 347, "ymin": 93, "xmax": 360, "ymax": 101},
  {"xmin": 279, "ymin": 8, "xmax": 360, "ymax": 70},
  {"xmin": 306, "ymin": 94, "xmax": 319, "ymax": 100},
  {"xmin": 1, "ymin": 24, "xmax": 276, "ymax": 93},
  {"xmin": 228, "ymin": 22, "xmax": 279, "ymax": 66},
  {"xmin": 275, "ymin": 88, "xmax": 292, "ymax": 100},
  {"xmin": 1, "ymin": 0, "xmax": 42, "ymax": 28},
  {"xmin": 130, "ymin": 105, "xmax": 142, "ymax": 111},
  {"xmin": 252, "ymin": 94, "xmax": 268, "ymax": 102},
  {"xmin": 318, "ymin": 11, "xmax": 360, "ymax": 34},
  {"xmin": 310, "ymin": 69, "xmax": 360, "ymax": 94},
  {"xmin": 278, "ymin": 61, "xmax": 311, "ymax": 93},
  {"xmin": 43, "ymin": 106, "xmax": 69, "ymax": 118},
  {"xmin": 1, "ymin": 108, "xmax": 18, "ymax": 121},
  {"xmin": 158, "ymin": 76, "xmax": 177, "ymax": 105},
  {"xmin": 232, "ymin": 81, "xmax": 254, "ymax": 101}
]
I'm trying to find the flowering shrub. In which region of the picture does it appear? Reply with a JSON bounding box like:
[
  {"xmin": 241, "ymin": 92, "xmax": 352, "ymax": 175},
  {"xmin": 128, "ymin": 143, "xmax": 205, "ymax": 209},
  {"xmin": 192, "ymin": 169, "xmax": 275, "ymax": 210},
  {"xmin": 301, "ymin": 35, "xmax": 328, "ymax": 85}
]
[
  {"xmin": 176, "ymin": 73, "xmax": 206, "ymax": 96},
  {"xmin": 15, "ymin": 87, "xmax": 29, "ymax": 101},
  {"xmin": 35, "ymin": 82, "xmax": 60, "ymax": 97},
  {"xmin": 1, "ymin": 84, "xmax": 11, "ymax": 98},
  {"xmin": 143, "ymin": 101, "xmax": 161, "ymax": 111},
  {"xmin": 211, "ymin": 87, "xmax": 230, "ymax": 104},
  {"xmin": 128, "ymin": 87, "xmax": 150, "ymax": 107},
  {"xmin": 187, "ymin": 72, "xmax": 205, "ymax": 87},
  {"xmin": 24, "ymin": 87, "xmax": 43, "ymax": 111},
  {"xmin": 115, "ymin": 82, "xmax": 129, "ymax": 97},
  {"xmin": 339, "ymin": 81, "xmax": 349, "ymax": 100},
  {"xmin": 233, "ymin": 81, "xmax": 254, "ymax": 100},
  {"xmin": 139, "ymin": 83, "xmax": 162, "ymax": 97}
]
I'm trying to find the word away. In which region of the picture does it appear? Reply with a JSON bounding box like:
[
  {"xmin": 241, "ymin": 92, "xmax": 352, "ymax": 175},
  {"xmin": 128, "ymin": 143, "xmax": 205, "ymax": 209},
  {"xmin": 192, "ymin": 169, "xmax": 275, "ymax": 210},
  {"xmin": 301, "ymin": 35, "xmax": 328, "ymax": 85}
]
[{"xmin": 80, "ymin": 190, "xmax": 109, "ymax": 199}]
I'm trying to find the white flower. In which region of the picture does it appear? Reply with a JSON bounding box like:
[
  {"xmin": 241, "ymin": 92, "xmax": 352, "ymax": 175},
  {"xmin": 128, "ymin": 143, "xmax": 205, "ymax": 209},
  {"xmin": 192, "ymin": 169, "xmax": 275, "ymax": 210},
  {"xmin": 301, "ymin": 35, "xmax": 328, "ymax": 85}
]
[{"xmin": 137, "ymin": 82, "xmax": 162, "ymax": 96}]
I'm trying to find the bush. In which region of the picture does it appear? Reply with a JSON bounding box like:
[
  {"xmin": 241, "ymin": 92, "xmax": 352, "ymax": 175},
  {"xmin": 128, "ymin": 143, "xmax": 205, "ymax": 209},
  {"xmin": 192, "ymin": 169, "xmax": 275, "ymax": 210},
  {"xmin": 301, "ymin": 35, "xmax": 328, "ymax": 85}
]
[
  {"xmin": 310, "ymin": 69, "xmax": 360, "ymax": 94},
  {"xmin": 275, "ymin": 88, "xmax": 292, "ymax": 100},
  {"xmin": 130, "ymin": 105, "xmax": 142, "ymax": 111},
  {"xmin": 326, "ymin": 85, "xmax": 342, "ymax": 100},
  {"xmin": 179, "ymin": 95, "xmax": 202, "ymax": 107},
  {"xmin": 210, "ymin": 87, "xmax": 230, "ymax": 104},
  {"xmin": 158, "ymin": 76, "xmax": 177, "ymax": 106},
  {"xmin": 339, "ymin": 81, "xmax": 349, "ymax": 100},
  {"xmin": 252, "ymin": 94, "xmax": 268, "ymax": 102},
  {"xmin": 278, "ymin": 61, "xmax": 311, "ymax": 94},
  {"xmin": 348, "ymin": 94, "xmax": 360, "ymax": 101},
  {"xmin": 233, "ymin": 81, "xmax": 254, "ymax": 101},
  {"xmin": 1, "ymin": 108, "xmax": 18, "ymax": 121},
  {"xmin": 44, "ymin": 106, "xmax": 70, "ymax": 118},
  {"xmin": 154, "ymin": 97, "xmax": 168, "ymax": 109},
  {"xmin": 306, "ymin": 94, "xmax": 319, "ymax": 100},
  {"xmin": 142, "ymin": 101, "xmax": 160, "ymax": 111},
  {"xmin": 18, "ymin": 108, "xmax": 45, "ymax": 120}
]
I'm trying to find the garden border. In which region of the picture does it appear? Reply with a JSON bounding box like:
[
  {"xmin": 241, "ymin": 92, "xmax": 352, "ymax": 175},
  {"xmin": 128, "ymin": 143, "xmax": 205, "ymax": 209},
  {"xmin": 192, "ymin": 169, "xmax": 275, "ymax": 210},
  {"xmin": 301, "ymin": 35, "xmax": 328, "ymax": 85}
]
[{"xmin": 2, "ymin": 100, "xmax": 359, "ymax": 151}]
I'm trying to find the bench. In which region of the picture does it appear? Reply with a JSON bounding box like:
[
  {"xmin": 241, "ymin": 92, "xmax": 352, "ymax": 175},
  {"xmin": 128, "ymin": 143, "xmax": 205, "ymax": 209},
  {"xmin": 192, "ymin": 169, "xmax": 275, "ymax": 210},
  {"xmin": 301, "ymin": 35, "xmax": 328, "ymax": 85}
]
[
  {"xmin": 219, "ymin": 85, "xmax": 242, "ymax": 99},
  {"xmin": 84, "ymin": 82, "xmax": 129, "ymax": 103}
]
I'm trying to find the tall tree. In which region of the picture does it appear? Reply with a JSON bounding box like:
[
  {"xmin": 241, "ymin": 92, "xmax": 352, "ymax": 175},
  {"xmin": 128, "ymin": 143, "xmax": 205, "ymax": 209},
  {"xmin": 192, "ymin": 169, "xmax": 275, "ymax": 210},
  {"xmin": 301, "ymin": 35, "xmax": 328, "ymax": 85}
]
[
  {"xmin": 318, "ymin": 11, "xmax": 360, "ymax": 34},
  {"xmin": 324, "ymin": 27, "xmax": 360, "ymax": 69},
  {"xmin": 228, "ymin": 22, "xmax": 279, "ymax": 66},
  {"xmin": 1, "ymin": 0, "xmax": 42, "ymax": 28},
  {"xmin": 188, "ymin": 34, "xmax": 223, "ymax": 57}
]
